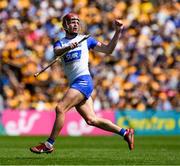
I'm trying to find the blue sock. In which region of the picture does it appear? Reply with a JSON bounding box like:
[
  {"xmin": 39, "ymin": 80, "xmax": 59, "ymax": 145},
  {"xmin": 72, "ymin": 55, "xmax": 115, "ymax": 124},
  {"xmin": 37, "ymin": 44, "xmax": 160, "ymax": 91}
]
[
  {"xmin": 47, "ymin": 138, "xmax": 54, "ymax": 145},
  {"xmin": 119, "ymin": 128, "xmax": 126, "ymax": 136}
]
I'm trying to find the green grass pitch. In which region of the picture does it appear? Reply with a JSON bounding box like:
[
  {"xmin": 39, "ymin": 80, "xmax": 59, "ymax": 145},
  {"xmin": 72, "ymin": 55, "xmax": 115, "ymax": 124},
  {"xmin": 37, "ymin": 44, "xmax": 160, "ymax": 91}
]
[{"xmin": 0, "ymin": 136, "xmax": 179, "ymax": 165}]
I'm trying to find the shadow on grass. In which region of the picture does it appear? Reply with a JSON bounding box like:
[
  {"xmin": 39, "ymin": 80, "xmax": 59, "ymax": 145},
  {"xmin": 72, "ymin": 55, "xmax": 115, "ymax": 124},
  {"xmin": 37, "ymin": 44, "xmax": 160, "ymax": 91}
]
[{"xmin": 15, "ymin": 157, "xmax": 44, "ymax": 160}]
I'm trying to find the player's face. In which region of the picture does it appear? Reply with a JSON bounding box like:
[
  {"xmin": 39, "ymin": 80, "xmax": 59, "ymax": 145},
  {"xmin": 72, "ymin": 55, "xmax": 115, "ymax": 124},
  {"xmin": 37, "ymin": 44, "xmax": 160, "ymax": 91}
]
[{"xmin": 67, "ymin": 19, "xmax": 80, "ymax": 34}]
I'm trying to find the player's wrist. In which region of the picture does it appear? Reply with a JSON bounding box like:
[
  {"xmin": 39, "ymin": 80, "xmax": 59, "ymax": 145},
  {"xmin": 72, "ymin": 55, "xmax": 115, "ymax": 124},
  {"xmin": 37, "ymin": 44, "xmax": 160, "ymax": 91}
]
[{"xmin": 61, "ymin": 45, "xmax": 71, "ymax": 52}]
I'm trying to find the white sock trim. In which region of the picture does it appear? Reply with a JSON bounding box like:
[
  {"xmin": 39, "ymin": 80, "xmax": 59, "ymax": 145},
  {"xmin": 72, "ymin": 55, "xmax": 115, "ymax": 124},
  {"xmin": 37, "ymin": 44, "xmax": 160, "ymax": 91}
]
[{"xmin": 45, "ymin": 141, "xmax": 53, "ymax": 149}]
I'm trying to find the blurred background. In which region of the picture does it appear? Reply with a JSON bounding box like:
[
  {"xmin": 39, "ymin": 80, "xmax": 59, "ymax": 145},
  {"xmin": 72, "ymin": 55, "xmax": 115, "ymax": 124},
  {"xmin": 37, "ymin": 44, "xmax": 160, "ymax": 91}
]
[{"xmin": 0, "ymin": 0, "xmax": 179, "ymax": 136}]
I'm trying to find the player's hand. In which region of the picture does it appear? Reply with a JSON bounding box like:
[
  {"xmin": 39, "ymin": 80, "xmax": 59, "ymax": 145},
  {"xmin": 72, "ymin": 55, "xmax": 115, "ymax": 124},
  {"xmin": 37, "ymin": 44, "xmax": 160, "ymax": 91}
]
[
  {"xmin": 69, "ymin": 42, "xmax": 79, "ymax": 49},
  {"xmin": 114, "ymin": 19, "xmax": 123, "ymax": 33}
]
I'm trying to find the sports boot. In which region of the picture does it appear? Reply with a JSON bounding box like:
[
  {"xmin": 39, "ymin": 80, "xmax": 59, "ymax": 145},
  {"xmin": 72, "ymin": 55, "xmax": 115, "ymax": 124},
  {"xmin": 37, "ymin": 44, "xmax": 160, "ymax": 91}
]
[
  {"xmin": 30, "ymin": 143, "xmax": 54, "ymax": 154},
  {"xmin": 124, "ymin": 128, "xmax": 134, "ymax": 150}
]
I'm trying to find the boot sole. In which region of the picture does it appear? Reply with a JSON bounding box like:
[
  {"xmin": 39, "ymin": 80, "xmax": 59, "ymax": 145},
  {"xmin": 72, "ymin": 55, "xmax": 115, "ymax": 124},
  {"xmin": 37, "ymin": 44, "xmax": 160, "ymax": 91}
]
[
  {"xmin": 129, "ymin": 129, "xmax": 134, "ymax": 150},
  {"xmin": 30, "ymin": 148, "xmax": 53, "ymax": 154}
]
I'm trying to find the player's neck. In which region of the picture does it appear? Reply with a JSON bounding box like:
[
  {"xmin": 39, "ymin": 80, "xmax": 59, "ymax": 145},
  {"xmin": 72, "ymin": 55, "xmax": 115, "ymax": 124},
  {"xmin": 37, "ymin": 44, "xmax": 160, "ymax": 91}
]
[{"xmin": 65, "ymin": 33, "xmax": 78, "ymax": 39}]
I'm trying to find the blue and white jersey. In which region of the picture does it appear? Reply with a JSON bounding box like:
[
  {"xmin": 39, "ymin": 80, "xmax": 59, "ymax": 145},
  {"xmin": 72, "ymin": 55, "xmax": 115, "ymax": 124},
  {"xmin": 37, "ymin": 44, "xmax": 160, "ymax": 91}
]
[{"xmin": 54, "ymin": 35, "xmax": 98, "ymax": 84}]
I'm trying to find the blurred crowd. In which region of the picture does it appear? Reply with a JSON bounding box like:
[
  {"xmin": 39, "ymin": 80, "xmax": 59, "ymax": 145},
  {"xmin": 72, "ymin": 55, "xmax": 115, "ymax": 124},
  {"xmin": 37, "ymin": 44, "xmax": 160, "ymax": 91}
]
[{"xmin": 0, "ymin": 0, "xmax": 179, "ymax": 112}]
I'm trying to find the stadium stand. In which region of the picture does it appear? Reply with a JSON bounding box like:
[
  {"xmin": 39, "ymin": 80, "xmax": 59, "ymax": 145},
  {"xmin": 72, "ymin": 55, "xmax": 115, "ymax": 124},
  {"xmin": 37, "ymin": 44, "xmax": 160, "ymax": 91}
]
[{"xmin": 0, "ymin": 0, "xmax": 179, "ymax": 111}]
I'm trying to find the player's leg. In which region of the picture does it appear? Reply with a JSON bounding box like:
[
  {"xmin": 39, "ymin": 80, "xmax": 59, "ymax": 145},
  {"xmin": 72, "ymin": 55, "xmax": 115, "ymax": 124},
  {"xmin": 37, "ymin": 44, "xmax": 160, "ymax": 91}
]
[
  {"xmin": 30, "ymin": 88, "xmax": 85, "ymax": 154},
  {"xmin": 49, "ymin": 88, "xmax": 84, "ymax": 140},
  {"xmin": 75, "ymin": 97, "xmax": 134, "ymax": 150},
  {"xmin": 76, "ymin": 97, "xmax": 121, "ymax": 133}
]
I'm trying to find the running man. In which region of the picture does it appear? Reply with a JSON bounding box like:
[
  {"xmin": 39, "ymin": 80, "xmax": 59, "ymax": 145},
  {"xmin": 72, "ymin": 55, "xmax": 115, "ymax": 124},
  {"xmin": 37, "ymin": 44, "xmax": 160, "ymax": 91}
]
[{"xmin": 30, "ymin": 12, "xmax": 134, "ymax": 154}]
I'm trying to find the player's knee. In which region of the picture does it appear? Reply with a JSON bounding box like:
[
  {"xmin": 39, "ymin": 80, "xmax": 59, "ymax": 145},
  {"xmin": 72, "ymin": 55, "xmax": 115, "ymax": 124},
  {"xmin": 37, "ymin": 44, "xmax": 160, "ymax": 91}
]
[
  {"xmin": 55, "ymin": 103, "xmax": 65, "ymax": 115},
  {"xmin": 86, "ymin": 116, "xmax": 97, "ymax": 126}
]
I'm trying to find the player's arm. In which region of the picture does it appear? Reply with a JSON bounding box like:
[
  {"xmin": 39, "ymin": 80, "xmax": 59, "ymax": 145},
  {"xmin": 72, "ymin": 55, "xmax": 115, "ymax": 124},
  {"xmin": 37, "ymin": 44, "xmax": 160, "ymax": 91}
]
[
  {"xmin": 94, "ymin": 20, "xmax": 123, "ymax": 54},
  {"xmin": 54, "ymin": 42, "xmax": 78, "ymax": 56}
]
